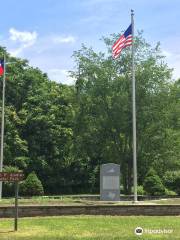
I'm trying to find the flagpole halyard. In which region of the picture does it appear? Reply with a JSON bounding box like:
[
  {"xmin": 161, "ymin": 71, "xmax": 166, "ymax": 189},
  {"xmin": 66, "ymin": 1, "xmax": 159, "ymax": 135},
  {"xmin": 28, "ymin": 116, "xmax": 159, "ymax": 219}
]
[
  {"xmin": 0, "ymin": 54, "xmax": 6, "ymax": 199},
  {"xmin": 131, "ymin": 9, "xmax": 138, "ymax": 202}
]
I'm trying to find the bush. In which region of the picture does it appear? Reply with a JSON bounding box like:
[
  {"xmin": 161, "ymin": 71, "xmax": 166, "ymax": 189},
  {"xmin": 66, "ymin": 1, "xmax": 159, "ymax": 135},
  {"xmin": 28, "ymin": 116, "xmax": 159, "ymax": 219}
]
[
  {"xmin": 2, "ymin": 166, "xmax": 21, "ymax": 197},
  {"xmin": 137, "ymin": 185, "xmax": 145, "ymax": 195},
  {"xmin": 20, "ymin": 172, "xmax": 44, "ymax": 196},
  {"xmin": 120, "ymin": 185, "xmax": 124, "ymax": 194},
  {"xmin": 163, "ymin": 171, "xmax": 180, "ymax": 195},
  {"xmin": 143, "ymin": 168, "xmax": 165, "ymax": 196},
  {"xmin": 176, "ymin": 179, "xmax": 180, "ymax": 195},
  {"xmin": 165, "ymin": 188, "xmax": 177, "ymax": 196}
]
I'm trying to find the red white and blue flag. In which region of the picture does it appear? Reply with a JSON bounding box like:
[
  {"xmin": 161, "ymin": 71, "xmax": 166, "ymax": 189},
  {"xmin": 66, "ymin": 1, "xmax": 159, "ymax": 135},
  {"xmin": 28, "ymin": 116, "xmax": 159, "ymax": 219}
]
[
  {"xmin": 112, "ymin": 24, "xmax": 132, "ymax": 59},
  {"xmin": 0, "ymin": 59, "xmax": 4, "ymax": 76}
]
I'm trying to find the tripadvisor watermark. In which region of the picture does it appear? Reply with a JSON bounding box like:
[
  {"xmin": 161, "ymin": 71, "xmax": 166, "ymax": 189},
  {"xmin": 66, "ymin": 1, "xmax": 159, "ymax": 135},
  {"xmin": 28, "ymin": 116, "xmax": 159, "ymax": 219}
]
[{"xmin": 134, "ymin": 227, "xmax": 173, "ymax": 236}]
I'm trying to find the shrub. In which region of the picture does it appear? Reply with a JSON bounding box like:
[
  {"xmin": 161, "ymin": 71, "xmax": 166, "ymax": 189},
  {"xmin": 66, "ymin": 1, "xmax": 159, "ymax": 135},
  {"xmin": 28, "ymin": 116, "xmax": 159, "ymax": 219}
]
[
  {"xmin": 20, "ymin": 172, "xmax": 44, "ymax": 196},
  {"xmin": 143, "ymin": 168, "xmax": 165, "ymax": 196},
  {"xmin": 163, "ymin": 171, "xmax": 180, "ymax": 195},
  {"xmin": 2, "ymin": 166, "xmax": 21, "ymax": 197},
  {"xmin": 165, "ymin": 188, "xmax": 177, "ymax": 196},
  {"xmin": 174, "ymin": 177, "xmax": 180, "ymax": 195},
  {"xmin": 137, "ymin": 185, "xmax": 145, "ymax": 195},
  {"xmin": 120, "ymin": 185, "xmax": 124, "ymax": 194}
]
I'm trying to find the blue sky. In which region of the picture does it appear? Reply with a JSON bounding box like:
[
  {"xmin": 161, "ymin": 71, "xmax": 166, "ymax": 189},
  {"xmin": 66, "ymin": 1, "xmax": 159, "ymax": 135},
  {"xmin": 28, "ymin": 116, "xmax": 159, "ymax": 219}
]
[{"xmin": 0, "ymin": 0, "xmax": 180, "ymax": 84}]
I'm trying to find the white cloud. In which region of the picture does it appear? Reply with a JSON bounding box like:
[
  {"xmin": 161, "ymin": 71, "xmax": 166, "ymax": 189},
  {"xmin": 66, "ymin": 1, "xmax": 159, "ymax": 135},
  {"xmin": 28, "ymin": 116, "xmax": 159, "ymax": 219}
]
[
  {"xmin": 10, "ymin": 47, "xmax": 25, "ymax": 57},
  {"xmin": 7, "ymin": 29, "xmax": 76, "ymax": 58},
  {"xmin": 162, "ymin": 50, "xmax": 172, "ymax": 58},
  {"xmin": 5, "ymin": 29, "xmax": 76, "ymax": 84},
  {"xmin": 163, "ymin": 49, "xmax": 180, "ymax": 79},
  {"xmin": 48, "ymin": 69, "xmax": 75, "ymax": 85},
  {"xmin": 52, "ymin": 35, "xmax": 76, "ymax": 44},
  {"xmin": 8, "ymin": 28, "xmax": 38, "ymax": 57},
  {"xmin": 9, "ymin": 28, "xmax": 37, "ymax": 45}
]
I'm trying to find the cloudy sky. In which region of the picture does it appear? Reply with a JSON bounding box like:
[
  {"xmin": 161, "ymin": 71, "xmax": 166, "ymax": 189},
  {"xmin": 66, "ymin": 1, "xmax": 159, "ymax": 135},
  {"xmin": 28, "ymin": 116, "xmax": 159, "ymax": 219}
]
[{"xmin": 0, "ymin": 0, "xmax": 179, "ymax": 84}]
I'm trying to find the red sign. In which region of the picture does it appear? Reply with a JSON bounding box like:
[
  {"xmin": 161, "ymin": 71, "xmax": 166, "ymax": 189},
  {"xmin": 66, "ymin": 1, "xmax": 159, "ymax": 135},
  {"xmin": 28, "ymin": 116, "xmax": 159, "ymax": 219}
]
[{"xmin": 0, "ymin": 172, "xmax": 24, "ymax": 181}]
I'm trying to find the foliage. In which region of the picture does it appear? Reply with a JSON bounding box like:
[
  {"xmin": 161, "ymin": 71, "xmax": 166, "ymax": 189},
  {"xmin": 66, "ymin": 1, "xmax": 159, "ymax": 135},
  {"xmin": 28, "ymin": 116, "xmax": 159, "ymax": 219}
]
[
  {"xmin": 71, "ymin": 33, "xmax": 179, "ymax": 194},
  {"xmin": 164, "ymin": 188, "xmax": 177, "ymax": 196},
  {"xmin": 137, "ymin": 185, "xmax": 145, "ymax": 195},
  {"xmin": 20, "ymin": 172, "xmax": 44, "ymax": 196},
  {"xmin": 143, "ymin": 168, "xmax": 166, "ymax": 196},
  {"xmin": 2, "ymin": 165, "xmax": 21, "ymax": 197},
  {"xmin": 0, "ymin": 31, "xmax": 179, "ymax": 196},
  {"xmin": 163, "ymin": 171, "xmax": 180, "ymax": 195}
]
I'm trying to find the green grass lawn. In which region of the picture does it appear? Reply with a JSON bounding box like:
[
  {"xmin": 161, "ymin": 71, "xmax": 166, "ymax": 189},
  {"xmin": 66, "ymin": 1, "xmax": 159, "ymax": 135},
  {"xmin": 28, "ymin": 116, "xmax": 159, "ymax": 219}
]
[
  {"xmin": 0, "ymin": 196, "xmax": 180, "ymax": 206},
  {"xmin": 0, "ymin": 216, "xmax": 179, "ymax": 240}
]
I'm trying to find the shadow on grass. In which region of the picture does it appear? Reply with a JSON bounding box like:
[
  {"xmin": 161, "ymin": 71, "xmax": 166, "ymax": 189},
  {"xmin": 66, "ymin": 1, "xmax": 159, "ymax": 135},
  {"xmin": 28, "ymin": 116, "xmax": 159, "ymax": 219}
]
[{"xmin": 0, "ymin": 230, "xmax": 14, "ymax": 233}]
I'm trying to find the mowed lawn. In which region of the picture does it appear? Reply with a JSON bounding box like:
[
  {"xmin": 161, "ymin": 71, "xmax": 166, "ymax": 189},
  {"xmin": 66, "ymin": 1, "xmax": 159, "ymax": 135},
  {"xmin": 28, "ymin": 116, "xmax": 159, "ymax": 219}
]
[
  {"xmin": 0, "ymin": 216, "xmax": 179, "ymax": 240},
  {"xmin": 1, "ymin": 196, "xmax": 180, "ymax": 206}
]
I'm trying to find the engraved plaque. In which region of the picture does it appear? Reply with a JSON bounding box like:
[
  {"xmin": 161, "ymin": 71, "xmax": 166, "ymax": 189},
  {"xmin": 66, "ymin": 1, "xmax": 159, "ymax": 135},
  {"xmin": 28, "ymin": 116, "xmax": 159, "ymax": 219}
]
[{"xmin": 100, "ymin": 163, "xmax": 120, "ymax": 201}]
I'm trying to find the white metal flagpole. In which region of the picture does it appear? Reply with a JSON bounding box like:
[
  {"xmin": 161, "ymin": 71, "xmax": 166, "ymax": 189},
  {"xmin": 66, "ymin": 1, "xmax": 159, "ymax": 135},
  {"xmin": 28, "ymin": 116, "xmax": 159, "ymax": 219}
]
[
  {"xmin": 0, "ymin": 54, "xmax": 6, "ymax": 199},
  {"xmin": 131, "ymin": 10, "xmax": 138, "ymax": 202}
]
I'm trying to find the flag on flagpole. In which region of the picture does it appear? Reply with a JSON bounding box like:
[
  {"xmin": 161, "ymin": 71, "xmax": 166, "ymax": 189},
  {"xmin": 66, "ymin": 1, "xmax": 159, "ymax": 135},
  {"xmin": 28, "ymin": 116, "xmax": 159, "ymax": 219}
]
[
  {"xmin": 112, "ymin": 24, "xmax": 133, "ymax": 59},
  {"xmin": 0, "ymin": 59, "xmax": 4, "ymax": 76}
]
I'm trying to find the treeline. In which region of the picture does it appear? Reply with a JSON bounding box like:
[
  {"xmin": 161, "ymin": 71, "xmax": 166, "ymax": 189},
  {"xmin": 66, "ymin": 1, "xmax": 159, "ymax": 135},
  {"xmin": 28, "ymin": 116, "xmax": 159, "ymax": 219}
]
[{"xmin": 0, "ymin": 32, "xmax": 179, "ymax": 196}]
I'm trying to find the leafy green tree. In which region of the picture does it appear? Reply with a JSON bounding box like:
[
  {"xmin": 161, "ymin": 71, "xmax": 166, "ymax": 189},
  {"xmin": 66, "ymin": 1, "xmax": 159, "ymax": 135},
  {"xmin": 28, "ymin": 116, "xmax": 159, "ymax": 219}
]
[
  {"xmin": 163, "ymin": 171, "xmax": 180, "ymax": 195},
  {"xmin": 71, "ymin": 32, "xmax": 177, "ymax": 194},
  {"xmin": 3, "ymin": 106, "xmax": 29, "ymax": 168},
  {"xmin": 19, "ymin": 82, "xmax": 75, "ymax": 193},
  {"xmin": 0, "ymin": 32, "xmax": 179, "ymax": 195},
  {"xmin": 143, "ymin": 168, "xmax": 165, "ymax": 196},
  {"xmin": 20, "ymin": 172, "xmax": 44, "ymax": 196},
  {"xmin": 0, "ymin": 47, "xmax": 76, "ymax": 194}
]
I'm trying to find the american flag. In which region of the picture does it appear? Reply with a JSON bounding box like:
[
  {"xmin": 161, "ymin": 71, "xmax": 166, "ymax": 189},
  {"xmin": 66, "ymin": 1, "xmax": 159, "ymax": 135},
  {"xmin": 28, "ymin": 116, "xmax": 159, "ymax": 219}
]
[{"xmin": 112, "ymin": 24, "xmax": 132, "ymax": 59}]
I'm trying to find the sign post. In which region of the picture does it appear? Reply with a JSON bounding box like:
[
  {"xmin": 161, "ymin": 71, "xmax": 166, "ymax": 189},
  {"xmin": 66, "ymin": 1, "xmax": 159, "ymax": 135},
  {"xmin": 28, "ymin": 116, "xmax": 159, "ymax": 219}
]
[
  {"xmin": 0, "ymin": 172, "xmax": 24, "ymax": 231},
  {"xmin": 14, "ymin": 181, "xmax": 19, "ymax": 231}
]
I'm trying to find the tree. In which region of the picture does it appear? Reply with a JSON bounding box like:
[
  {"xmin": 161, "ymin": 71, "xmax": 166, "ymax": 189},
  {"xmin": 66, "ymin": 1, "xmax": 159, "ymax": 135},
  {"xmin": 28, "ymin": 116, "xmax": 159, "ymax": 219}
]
[
  {"xmin": 163, "ymin": 171, "xmax": 180, "ymax": 195},
  {"xmin": 71, "ymin": 33, "xmax": 178, "ymax": 194},
  {"xmin": 0, "ymin": 47, "xmax": 75, "ymax": 194},
  {"xmin": 0, "ymin": 31, "xmax": 179, "ymax": 195},
  {"xmin": 143, "ymin": 168, "xmax": 165, "ymax": 196},
  {"xmin": 20, "ymin": 172, "xmax": 44, "ymax": 196}
]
